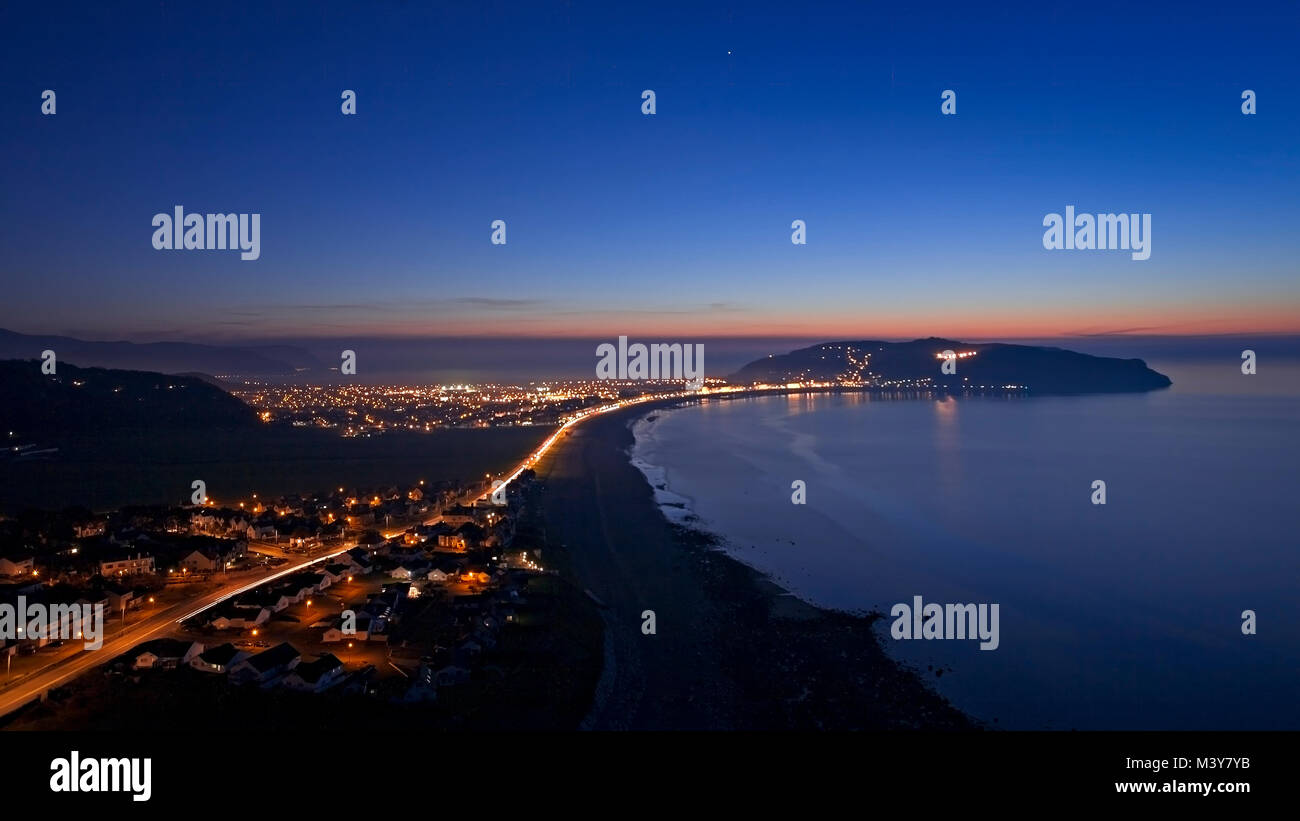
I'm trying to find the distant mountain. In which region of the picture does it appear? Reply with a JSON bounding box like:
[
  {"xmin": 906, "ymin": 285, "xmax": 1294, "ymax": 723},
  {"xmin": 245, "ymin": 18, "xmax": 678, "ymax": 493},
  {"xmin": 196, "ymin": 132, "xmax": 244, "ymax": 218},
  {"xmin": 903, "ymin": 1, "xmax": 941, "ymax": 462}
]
[
  {"xmin": 0, "ymin": 328, "xmax": 324, "ymax": 376},
  {"xmin": 0, "ymin": 361, "xmax": 259, "ymax": 432},
  {"xmin": 729, "ymin": 338, "xmax": 1171, "ymax": 394}
]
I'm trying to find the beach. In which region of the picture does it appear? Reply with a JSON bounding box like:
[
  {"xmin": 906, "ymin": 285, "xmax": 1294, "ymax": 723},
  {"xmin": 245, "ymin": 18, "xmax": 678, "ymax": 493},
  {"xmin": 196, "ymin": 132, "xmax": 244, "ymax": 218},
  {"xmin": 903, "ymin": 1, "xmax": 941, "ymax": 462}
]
[{"xmin": 532, "ymin": 395, "xmax": 973, "ymax": 731}]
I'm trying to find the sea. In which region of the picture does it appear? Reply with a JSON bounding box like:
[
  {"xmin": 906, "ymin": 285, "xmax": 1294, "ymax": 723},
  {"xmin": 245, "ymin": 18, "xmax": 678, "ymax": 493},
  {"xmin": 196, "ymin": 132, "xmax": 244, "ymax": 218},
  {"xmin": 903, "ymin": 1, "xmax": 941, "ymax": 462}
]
[{"xmin": 627, "ymin": 359, "xmax": 1300, "ymax": 729}]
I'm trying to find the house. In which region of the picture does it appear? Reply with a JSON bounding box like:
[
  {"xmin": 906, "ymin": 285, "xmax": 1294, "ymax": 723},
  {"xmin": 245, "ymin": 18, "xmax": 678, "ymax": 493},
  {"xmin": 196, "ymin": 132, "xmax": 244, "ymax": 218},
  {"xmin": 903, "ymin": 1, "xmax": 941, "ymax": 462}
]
[
  {"xmin": 103, "ymin": 584, "xmax": 136, "ymax": 614},
  {"xmin": 209, "ymin": 602, "xmax": 272, "ymax": 630},
  {"xmin": 98, "ymin": 553, "xmax": 155, "ymax": 577},
  {"xmin": 76, "ymin": 591, "xmax": 110, "ymax": 616},
  {"xmin": 436, "ymin": 532, "xmax": 468, "ymax": 552},
  {"xmin": 73, "ymin": 520, "xmax": 106, "ymax": 538},
  {"xmin": 190, "ymin": 643, "xmax": 250, "ymax": 674},
  {"xmin": 131, "ymin": 638, "xmax": 203, "ymax": 670},
  {"xmin": 230, "ymin": 642, "xmax": 301, "ymax": 685},
  {"xmin": 178, "ymin": 540, "xmax": 246, "ymax": 572},
  {"xmin": 282, "ymin": 653, "xmax": 345, "ymax": 692},
  {"xmin": 391, "ymin": 559, "xmax": 431, "ymax": 581},
  {"xmin": 424, "ymin": 522, "xmax": 453, "ymax": 541},
  {"xmin": 179, "ymin": 548, "xmax": 219, "ymax": 572},
  {"xmin": 440, "ymin": 505, "xmax": 476, "ymax": 525},
  {"xmin": 0, "ymin": 556, "xmax": 35, "ymax": 577},
  {"xmin": 275, "ymin": 574, "xmax": 321, "ymax": 603},
  {"xmin": 31, "ymin": 594, "xmax": 96, "ymax": 647},
  {"xmin": 344, "ymin": 548, "xmax": 374, "ymax": 574},
  {"xmin": 190, "ymin": 512, "xmax": 220, "ymax": 532},
  {"xmin": 322, "ymin": 612, "xmax": 372, "ymax": 642},
  {"xmin": 427, "ymin": 568, "xmax": 451, "ymax": 584},
  {"xmin": 458, "ymin": 569, "xmax": 491, "ymax": 585},
  {"xmin": 318, "ymin": 565, "xmax": 345, "ymax": 585},
  {"xmin": 246, "ymin": 524, "xmax": 277, "ymax": 540},
  {"xmin": 237, "ymin": 589, "xmax": 293, "ymax": 614}
]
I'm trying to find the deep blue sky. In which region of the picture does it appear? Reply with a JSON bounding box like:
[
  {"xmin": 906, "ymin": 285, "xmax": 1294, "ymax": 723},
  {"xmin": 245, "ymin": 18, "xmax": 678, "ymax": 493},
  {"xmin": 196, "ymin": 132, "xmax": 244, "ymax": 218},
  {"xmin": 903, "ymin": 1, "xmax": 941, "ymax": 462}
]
[{"xmin": 2, "ymin": 0, "xmax": 1297, "ymax": 342}]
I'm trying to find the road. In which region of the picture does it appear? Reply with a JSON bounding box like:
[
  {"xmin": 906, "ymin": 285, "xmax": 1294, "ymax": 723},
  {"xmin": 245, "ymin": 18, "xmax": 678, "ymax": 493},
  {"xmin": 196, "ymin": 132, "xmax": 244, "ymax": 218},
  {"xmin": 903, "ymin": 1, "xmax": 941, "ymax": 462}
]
[{"xmin": 0, "ymin": 548, "xmax": 350, "ymax": 718}]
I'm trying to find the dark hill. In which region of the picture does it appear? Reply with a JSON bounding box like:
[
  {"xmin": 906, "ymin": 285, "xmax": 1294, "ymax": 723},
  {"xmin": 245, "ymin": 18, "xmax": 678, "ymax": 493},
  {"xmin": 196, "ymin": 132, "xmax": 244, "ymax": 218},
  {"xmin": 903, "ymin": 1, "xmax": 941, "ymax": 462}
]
[
  {"xmin": 729, "ymin": 338, "xmax": 1171, "ymax": 394},
  {"xmin": 0, "ymin": 360, "xmax": 259, "ymax": 432}
]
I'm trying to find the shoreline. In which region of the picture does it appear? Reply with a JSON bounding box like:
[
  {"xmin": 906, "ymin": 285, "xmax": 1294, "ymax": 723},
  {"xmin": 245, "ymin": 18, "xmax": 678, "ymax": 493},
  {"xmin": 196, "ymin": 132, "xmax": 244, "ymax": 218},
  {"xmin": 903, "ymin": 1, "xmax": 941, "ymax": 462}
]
[{"xmin": 533, "ymin": 393, "xmax": 976, "ymax": 730}]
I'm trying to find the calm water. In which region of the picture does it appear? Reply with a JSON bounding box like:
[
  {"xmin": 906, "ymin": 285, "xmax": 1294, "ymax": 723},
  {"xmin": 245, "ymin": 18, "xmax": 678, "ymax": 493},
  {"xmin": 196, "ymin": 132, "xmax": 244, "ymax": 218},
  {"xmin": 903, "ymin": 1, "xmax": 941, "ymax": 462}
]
[{"xmin": 629, "ymin": 360, "xmax": 1300, "ymax": 729}]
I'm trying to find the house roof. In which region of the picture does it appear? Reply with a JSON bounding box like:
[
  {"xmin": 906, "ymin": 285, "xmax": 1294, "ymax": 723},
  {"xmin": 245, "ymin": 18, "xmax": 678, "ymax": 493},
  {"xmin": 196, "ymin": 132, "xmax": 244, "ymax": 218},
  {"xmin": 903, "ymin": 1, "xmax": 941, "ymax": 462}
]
[
  {"xmin": 198, "ymin": 643, "xmax": 244, "ymax": 666},
  {"xmin": 293, "ymin": 654, "xmax": 343, "ymax": 683},
  {"xmin": 240, "ymin": 590, "xmax": 285, "ymax": 608},
  {"xmin": 247, "ymin": 642, "xmax": 300, "ymax": 672},
  {"xmin": 133, "ymin": 638, "xmax": 195, "ymax": 659},
  {"xmin": 99, "ymin": 553, "xmax": 153, "ymax": 563}
]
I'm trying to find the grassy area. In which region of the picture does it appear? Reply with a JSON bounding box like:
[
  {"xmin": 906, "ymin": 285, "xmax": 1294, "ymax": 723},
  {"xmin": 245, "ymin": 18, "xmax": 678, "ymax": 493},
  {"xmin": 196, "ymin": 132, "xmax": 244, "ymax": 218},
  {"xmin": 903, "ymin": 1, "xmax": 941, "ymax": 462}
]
[{"xmin": 0, "ymin": 425, "xmax": 550, "ymax": 513}]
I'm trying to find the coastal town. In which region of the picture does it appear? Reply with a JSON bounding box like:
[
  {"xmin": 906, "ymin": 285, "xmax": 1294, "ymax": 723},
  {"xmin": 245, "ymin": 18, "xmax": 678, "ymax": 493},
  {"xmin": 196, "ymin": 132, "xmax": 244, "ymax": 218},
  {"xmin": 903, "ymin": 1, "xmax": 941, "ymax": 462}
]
[
  {"xmin": 226, "ymin": 379, "xmax": 699, "ymax": 436},
  {"xmin": 0, "ymin": 469, "xmax": 588, "ymax": 724}
]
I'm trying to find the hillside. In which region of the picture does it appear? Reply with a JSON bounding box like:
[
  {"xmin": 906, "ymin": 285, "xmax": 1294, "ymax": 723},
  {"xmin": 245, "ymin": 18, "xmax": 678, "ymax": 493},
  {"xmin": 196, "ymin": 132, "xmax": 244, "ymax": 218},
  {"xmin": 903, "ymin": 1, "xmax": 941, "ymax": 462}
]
[
  {"xmin": 729, "ymin": 338, "xmax": 1171, "ymax": 394},
  {"xmin": 0, "ymin": 360, "xmax": 259, "ymax": 432}
]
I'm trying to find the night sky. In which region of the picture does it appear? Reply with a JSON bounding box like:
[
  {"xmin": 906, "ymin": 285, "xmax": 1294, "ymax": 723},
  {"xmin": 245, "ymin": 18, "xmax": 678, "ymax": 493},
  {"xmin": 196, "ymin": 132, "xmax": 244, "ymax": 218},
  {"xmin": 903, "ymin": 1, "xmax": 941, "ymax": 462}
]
[{"xmin": 2, "ymin": 1, "xmax": 1297, "ymax": 342}]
